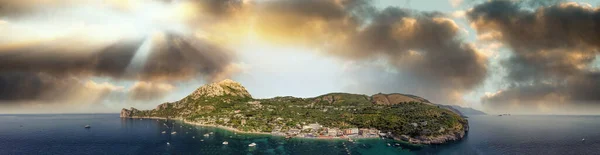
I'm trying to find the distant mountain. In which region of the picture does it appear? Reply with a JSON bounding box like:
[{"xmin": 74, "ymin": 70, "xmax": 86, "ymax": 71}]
[
  {"xmin": 436, "ymin": 105, "xmax": 486, "ymax": 116},
  {"xmin": 121, "ymin": 79, "xmax": 468, "ymax": 144}
]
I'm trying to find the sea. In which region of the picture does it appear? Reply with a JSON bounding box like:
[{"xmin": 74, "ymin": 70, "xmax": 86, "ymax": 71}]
[{"xmin": 0, "ymin": 114, "xmax": 598, "ymax": 155}]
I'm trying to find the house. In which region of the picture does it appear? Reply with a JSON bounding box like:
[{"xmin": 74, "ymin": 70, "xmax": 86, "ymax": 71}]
[
  {"xmin": 288, "ymin": 129, "xmax": 300, "ymax": 135},
  {"xmin": 359, "ymin": 128, "xmax": 369, "ymax": 135},
  {"xmin": 369, "ymin": 129, "xmax": 379, "ymax": 135},
  {"xmin": 344, "ymin": 129, "xmax": 353, "ymax": 135},
  {"xmin": 350, "ymin": 128, "xmax": 359, "ymax": 134},
  {"xmin": 302, "ymin": 123, "xmax": 322, "ymax": 130},
  {"xmin": 327, "ymin": 128, "xmax": 338, "ymax": 137}
]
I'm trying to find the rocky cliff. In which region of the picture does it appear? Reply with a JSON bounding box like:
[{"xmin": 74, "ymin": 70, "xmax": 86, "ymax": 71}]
[
  {"xmin": 189, "ymin": 79, "xmax": 251, "ymax": 99},
  {"xmin": 120, "ymin": 107, "xmax": 139, "ymax": 118}
]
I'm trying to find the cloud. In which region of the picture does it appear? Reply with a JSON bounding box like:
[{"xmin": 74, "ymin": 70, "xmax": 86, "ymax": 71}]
[
  {"xmin": 128, "ymin": 81, "xmax": 174, "ymax": 101},
  {"xmin": 451, "ymin": 10, "xmax": 466, "ymax": 18},
  {"xmin": 450, "ymin": 0, "xmax": 464, "ymax": 8},
  {"xmin": 468, "ymin": 0, "xmax": 600, "ymax": 113},
  {"xmin": 1, "ymin": 0, "xmax": 487, "ymax": 110},
  {"xmin": 247, "ymin": 1, "xmax": 487, "ymax": 104}
]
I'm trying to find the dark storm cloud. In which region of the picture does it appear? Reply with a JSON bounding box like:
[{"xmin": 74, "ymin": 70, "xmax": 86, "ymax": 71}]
[
  {"xmin": 346, "ymin": 8, "xmax": 486, "ymax": 92},
  {"xmin": 0, "ymin": 38, "xmax": 144, "ymax": 78},
  {"xmin": 140, "ymin": 33, "xmax": 235, "ymax": 81},
  {"xmin": 468, "ymin": 1, "xmax": 600, "ymax": 107},
  {"xmin": 0, "ymin": 72, "xmax": 119, "ymax": 103}
]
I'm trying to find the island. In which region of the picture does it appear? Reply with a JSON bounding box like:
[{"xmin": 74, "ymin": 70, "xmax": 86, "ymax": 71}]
[{"xmin": 121, "ymin": 79, "xmax": 468, "ymax": 144}]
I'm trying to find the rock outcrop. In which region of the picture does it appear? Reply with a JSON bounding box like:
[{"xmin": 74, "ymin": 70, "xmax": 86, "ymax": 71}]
[
  {"xmin": 120, "ymin": 107, "xmax": 139, "ymax": 118},
  {"xmin": 189, "ymin": 79, "xmax": 251, "ymax": 99}
]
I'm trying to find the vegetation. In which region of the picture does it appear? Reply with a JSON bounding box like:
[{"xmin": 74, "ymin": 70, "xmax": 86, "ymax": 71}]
[{"xmin": 129, "ymin": 92, "xmax": 467, "ymax": 138}]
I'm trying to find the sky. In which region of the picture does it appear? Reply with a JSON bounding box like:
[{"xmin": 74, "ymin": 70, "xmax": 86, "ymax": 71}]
[{"xmin": 1, "ymin": 0, "xmax": 600, "ymax": 115}]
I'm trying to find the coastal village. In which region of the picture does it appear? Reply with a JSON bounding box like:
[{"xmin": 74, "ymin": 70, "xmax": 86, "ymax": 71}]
[{"xmin": 270, "ymin": 123, "xmax": 382, "ymax": 140}]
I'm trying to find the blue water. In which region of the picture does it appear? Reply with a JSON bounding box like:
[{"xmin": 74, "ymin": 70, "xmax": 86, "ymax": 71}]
[{"xmin": 0, "ymin": 114, "xmax": 598, "ymax": 155}]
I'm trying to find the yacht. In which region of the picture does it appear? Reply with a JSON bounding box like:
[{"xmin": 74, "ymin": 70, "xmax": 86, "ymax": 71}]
[
  {"xmin": 161, "ymin": 131, "xmax": 166, "ymax": 134},
  {"xmin": 84, "ymin": 125, "xmax": 91, "ymax": 128},
  {"xmin": 204, "ymin": 133, "xmax": 210, "ymax": 137},
  {"xmin": 248, "ymin": 143, "xmax": 257, "ymax": 147},
  {"xmin": 171, "ymin": 131, "xmax": 177, "ymax": 135},
  {"xmin": 223, "ymin": 141, "xmax": 229, "ymax": 145}
]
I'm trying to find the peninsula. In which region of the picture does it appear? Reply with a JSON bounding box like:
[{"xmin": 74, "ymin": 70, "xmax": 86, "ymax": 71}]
[{"xmin": 121, "ymin": 79, "xmax": 468, "ymax": 144}]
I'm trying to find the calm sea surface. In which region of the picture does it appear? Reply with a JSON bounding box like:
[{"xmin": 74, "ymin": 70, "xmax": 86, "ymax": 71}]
[{"xmin": 0, "ymin": 114, "xmax": 598, "ymax": 155}]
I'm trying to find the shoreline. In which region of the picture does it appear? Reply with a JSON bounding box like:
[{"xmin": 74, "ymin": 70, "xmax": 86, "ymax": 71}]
[{"xmin": 126, "ymin": 116, "xmax": 381, "ymax": 141}]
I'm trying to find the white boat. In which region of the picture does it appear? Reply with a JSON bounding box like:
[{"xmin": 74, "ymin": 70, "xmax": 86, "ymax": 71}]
[
  {"xmin": 204, "ymin": 134, "xmax": 210, "ymax": 137},
  {"xmin": 248, "ymin": 143, "xmax": 257, "ymax": 147},
  {"xmin": 582, "ymin": 138, "xmax": 586, "ymax": 142},
  {"xmin": 223, "ymin": 141, "xmax": 229, "ymax": 145},
  {"xmin": 166, "ymin": 142, "xmax": 170, "ymax": 145},
  {"xmin": 210, "ymin": 132, "xmax": 214, "ymax": 134},
  {"xmin": 192, "ymin": 136, "xmax": 195, "ymax": 139},
  {"xmin": 387, "ymin": 143, "xmax": 391, "ymax": 146},
  {"xmin": 200, "ymin": 139, "xmax": 204, "ymax": 141},
  {"xmin": 84, "ymin": 125, "xmax": 91, "ymax": 128},
  {"xmin": 348, "ymin": 139, "xmax": 353, "ymax": 142},
  {"xmin": 161, "ymin": 131, "xmax": 166, "ymax": 134},
  {"xmin": 171, "ymin": 131, "xmax": 177, "ymax": 135}
]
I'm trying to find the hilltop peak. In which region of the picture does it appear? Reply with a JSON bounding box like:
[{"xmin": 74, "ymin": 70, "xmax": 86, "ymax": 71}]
[
  {"xmin": 217, "ymin": 79, "xmax": 238, "ymax": 84},
  {"xmin": 189, "ymin": 79, "xmax": 251, "ymax": 99}
]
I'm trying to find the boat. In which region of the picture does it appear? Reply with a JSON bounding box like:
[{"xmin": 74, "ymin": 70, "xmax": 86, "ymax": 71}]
[
  {"xmin": 210, "ymin": 132, "xmax": 214, "ymax": 134},
  {"xmin": 192, "ymin": 136, "xmax": 195, "ymax": 139},
  {"xmin": 171, "ymin": 131, "xmax": 177, "ymax": 135},
  {"xmin": 582, "ymin": 138, "xmax": 586, "ymax": 142},
  {"xmin": 387, "ymin": 143, "xmax": 391, "ymax": 146},
  {"xmin": 84, "ymin": 125, "xmax": 91, "ymax": 128},
  {"xmin": 166, "ymin": 142, "xmax": 170, "ymax": 145},
  {"xmin": 161, "ymin": 131, "xmax": 166, "ymax": 134},
  {"xmin": 248, "ymin": 143, "xmax": 256, "ymax": 147},
  {"xmin": 223, "ymin": 141, "xmax": 229, "ymax": 145},
  {"xmin": 348, "ymin": 139, "xmax": 354, "ymax": 142},
  {"xmin": 204, "ymin": 134, "xmax": 210, "ymax": 137},
  {"xmin": 200, "ymin": 139, "xmax": 204, "ymax": 141}
]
